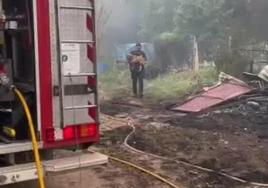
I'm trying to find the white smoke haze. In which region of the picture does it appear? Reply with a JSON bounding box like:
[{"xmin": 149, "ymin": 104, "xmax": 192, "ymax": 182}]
[{"xmin": 96, "ymin": 0, "xmax": 141, "ymax": 61}]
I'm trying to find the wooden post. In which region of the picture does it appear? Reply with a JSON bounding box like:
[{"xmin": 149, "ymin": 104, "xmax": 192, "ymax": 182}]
[{"xmin": 193, "ymin": 36, "xmax": 199, "ymax": 72}]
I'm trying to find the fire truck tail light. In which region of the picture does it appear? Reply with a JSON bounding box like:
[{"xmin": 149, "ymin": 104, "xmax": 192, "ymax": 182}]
[
  {"xmin": 63, "ymin": 123, "xmax": 98, "ymax": 141},
  {"xmin": 63, "ymin": 126, "xmax": 75, "ymax": 140},
  {"xmin": 79, "ymin": 123, "xmax": 98, "ymax": 138}
]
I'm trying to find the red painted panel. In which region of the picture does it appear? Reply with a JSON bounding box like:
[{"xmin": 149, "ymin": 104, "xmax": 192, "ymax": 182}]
[
  {"xmin": 36, "ymin": 0, "xmax": 99, "ymax": 148},
  {"xmin": 86, "ymin": 14, "xmax": 93, "ymax": 33},
  {"xmin": 172, "ymin": 81, "xmax": 255, "ymax": 113},
  {"xmin": 36, "ymin": 0, "xmax": 53, "ymax": 144},
  {"xmin": 174, "ymin": 97, "xmax": 222, "ymax": 113},
  {"xmin": 88, "ymin": 75, "xmax": 96, "ymax": 91},
  {"xmin": 204, "ymin": 83, "xmax": 252, "ymax": 100},
  {"xmin": 87, "ymin": 45, "xmax": 96, "ymax": 63}
]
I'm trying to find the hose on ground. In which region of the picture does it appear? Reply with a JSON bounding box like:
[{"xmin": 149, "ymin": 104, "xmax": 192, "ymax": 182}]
[
  {"xmin": 109, "ymin": 156, "xmax": 181, "ymax": 188},
  {"xmin": 12, "ymin": 87, "xmax": 46, "ymax": 188},
  {"xmin": 106, "ymin": 115, "xmax": 268, "ymax": 187}
]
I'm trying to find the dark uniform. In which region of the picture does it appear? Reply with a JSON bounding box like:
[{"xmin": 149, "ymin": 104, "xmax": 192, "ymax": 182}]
[{"xmin": 128, "ymin": 46, "xmax": 147, "ymax": 98}]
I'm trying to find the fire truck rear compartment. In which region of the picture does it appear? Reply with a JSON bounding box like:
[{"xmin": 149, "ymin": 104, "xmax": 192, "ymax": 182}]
[
  {"xmin": 0, "ymin": 0, "xmax": 36, "ymax": 143},
  {"xmin": 0, "ymin": 0, "xmax": 99, "ymax": 152}
]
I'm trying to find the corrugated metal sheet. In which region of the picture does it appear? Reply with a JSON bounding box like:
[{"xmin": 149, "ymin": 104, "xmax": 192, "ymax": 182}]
[{"xmin": 171, "ymin": 81, "xmax": 255, "ymax": 113}]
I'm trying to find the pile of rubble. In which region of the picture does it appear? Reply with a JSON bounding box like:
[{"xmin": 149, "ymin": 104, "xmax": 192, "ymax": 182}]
[{"xmin": 203, "ymin": 95, "xmax": 268, "ymax": 117}]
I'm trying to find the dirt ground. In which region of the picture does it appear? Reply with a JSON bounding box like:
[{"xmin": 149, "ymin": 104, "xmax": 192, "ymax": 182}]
[
  {"xmin": 4, "ymin": 96, "xmax": 268, "ymax": 188},
  {"xmin": 98, "ymin": 96, "xmax": 268, "ymax": 188}
]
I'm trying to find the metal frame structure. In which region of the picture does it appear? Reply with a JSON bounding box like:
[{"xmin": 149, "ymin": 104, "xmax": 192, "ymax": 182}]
[
  {"xmin": 35, "ymin": 0, "xmax": 99, "ymax": 148},
  {"xmin": 36, "ymin": 0, "xmax": 54, "ymax": 145},
  {"xmin": 0, "ymin": 0, "xmax": 99, "ymax": 152},
  {"xmin": 0, "ymin": 0, "xmax": 103, "ymax": 185}
]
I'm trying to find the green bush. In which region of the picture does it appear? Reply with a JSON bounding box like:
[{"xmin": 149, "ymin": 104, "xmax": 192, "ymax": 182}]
[{"xmin": 145, "ymin": 67, "xmax": 217, "ymax": 102}]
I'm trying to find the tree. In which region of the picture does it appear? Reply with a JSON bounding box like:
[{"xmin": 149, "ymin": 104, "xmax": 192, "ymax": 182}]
[
  {"xmin": 127, "ymin": 0, "xmax": 268, "ymax": 74},
  {"xmin": 139, "ymin": 0, "xmax": 178, "ymax": 41}
]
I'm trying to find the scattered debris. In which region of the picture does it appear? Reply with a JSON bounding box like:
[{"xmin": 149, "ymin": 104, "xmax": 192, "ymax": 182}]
[
  {"xmin": 98, "ymin": 93, "xmax": 268, "ymax": 188},
  {"xmin": 115, "ymin": 113, "xmax": 129, "ymax": 118},
  {"xmin": 148, "ymin": 122, "xmax": 170, "ymax": 129},
  {"xmin": 171, "ymin": 74, "xmax": 255, "ymax": 113},
  {"xmin": 246, "ymin": 101, "xmax": 260, "ymax": 110}
]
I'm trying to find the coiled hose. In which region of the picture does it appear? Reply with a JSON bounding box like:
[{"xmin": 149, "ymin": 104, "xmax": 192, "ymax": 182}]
[{"xmin": 12, "ymin": 87, "xmax": 46, "ymax": 188}]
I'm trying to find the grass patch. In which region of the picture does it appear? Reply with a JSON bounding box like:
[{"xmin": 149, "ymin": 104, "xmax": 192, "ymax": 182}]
[
  {"xmin": 99, "ymin": 66, "xmax": 218, "ymax": 102},
  {"xmin": 99, "ymin": 67, "xmax": 131, "ymax": 99},
  {"xmin": 145, "ymin": 67, "xmax": 218, "ymax": 102}
]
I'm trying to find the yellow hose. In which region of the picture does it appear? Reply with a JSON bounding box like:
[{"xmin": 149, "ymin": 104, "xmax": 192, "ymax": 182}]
[
  {"xmin": 12, "ymin": 89, "xmax": 178, "ymax": 188},
  {"xmin": 109, "ymin": 156, "xmax": 181, "ymax": 188},
  {"xmin": 13, "ymin": 87, "xmax": 46, "ymax": 188}
]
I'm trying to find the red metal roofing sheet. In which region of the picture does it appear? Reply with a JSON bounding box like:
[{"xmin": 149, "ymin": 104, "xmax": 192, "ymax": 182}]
[{"xmin": 171, "ymin": 81, "xmax": 254, "ymax": 113}]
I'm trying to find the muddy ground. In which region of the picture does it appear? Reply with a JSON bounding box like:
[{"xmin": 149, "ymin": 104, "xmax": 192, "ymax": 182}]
[
  {"xmin": 98, "ymin": 96, "xmax": 268, "ymax": 188},
  {"xmin": 4, "ymin": 96, "xmax": 268, "ymax": 188}
]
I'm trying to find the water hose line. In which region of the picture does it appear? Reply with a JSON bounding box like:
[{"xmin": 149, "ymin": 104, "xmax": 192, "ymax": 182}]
[
  {"xmin": 11, "ymin": 88, "xmax": 180, "ymax": 188},
  {"xmin": 109, "ymin": 156, "xmax": 181, "ymax": 188},
  {"xmin": 106, "ymin": 115, "xmax": 268, "ymax": 187},
  {"xmin": 12, "ymin": 86, "xmax": 46, "ymax": 188}
]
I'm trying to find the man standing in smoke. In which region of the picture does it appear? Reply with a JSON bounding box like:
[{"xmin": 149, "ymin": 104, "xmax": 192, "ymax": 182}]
[{"xmin": 127, "ymin": 43, "xmax": 147, "ymax": 98}]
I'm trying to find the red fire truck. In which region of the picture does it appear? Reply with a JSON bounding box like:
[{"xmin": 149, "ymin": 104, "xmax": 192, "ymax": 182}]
[{"xmin": 0, "ymin": 0, "xmax": 106, "ymax": 185}]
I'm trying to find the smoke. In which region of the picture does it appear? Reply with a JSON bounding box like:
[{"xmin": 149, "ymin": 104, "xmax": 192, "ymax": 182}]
[
  {"xmin": 98, "ymin": 0, "xmax": 135, "ymax": 29},
  {"xmin": 96, "ymin": 0, "xmax": 141, "ymax": 61}
]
